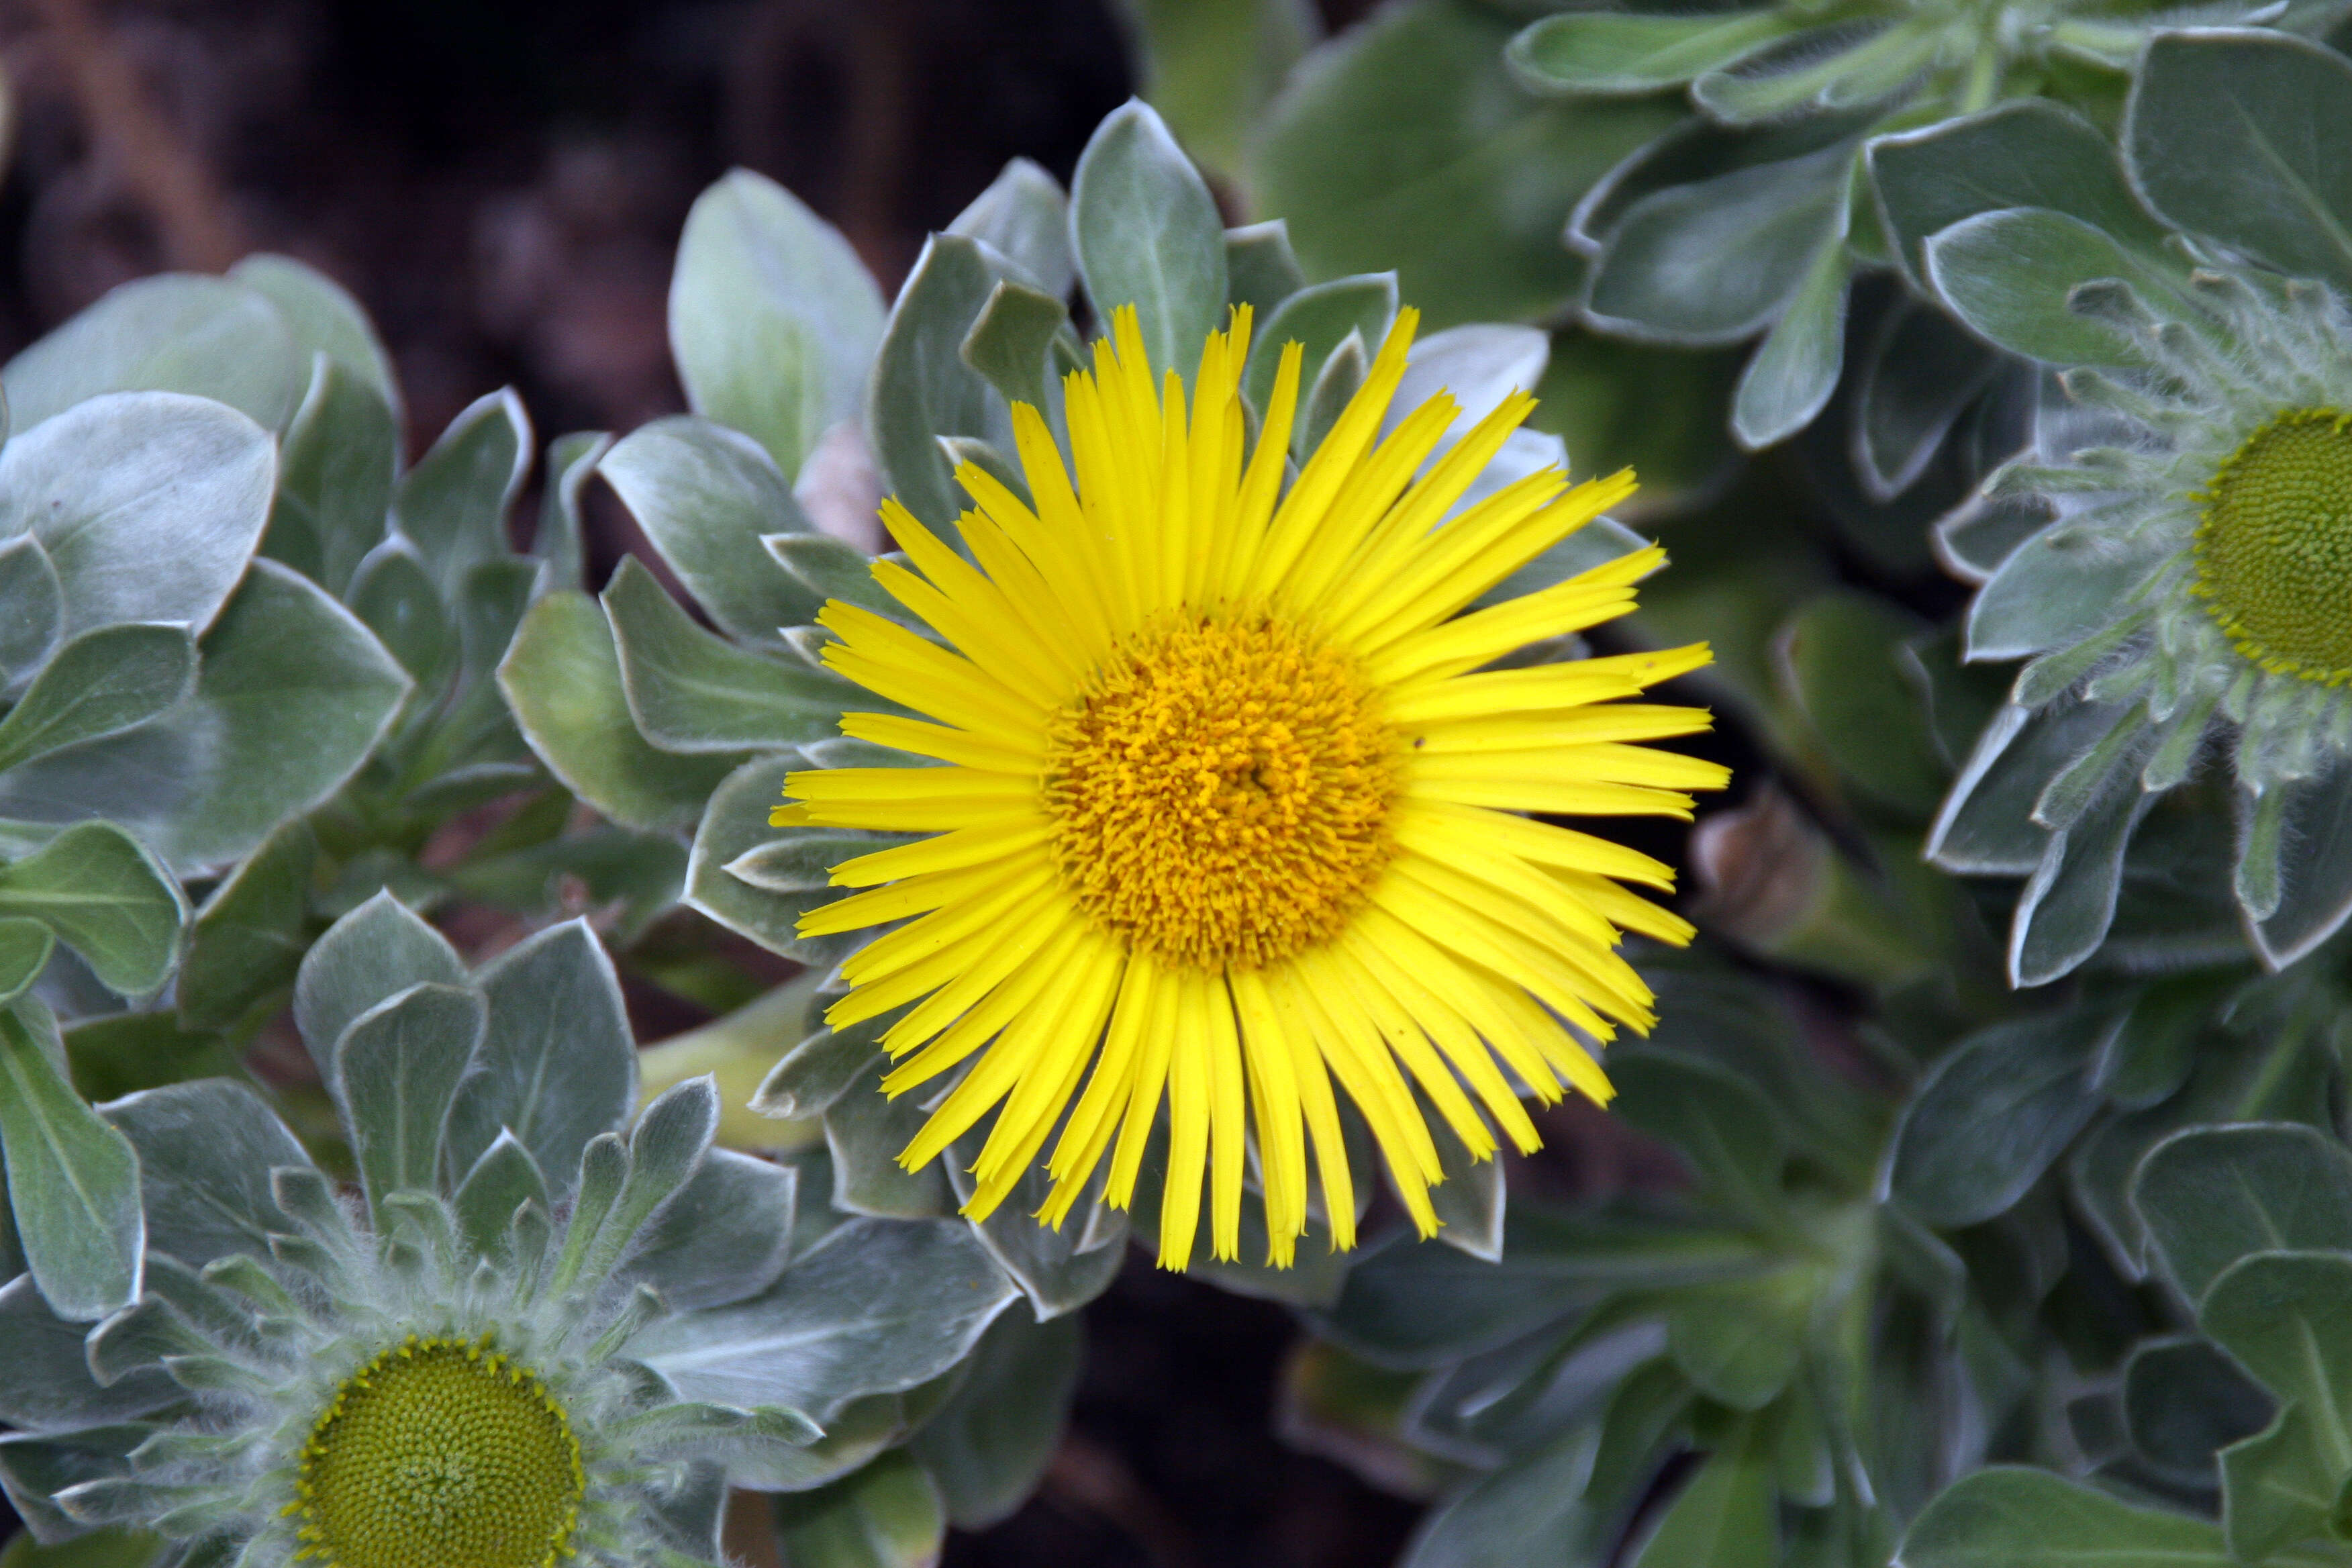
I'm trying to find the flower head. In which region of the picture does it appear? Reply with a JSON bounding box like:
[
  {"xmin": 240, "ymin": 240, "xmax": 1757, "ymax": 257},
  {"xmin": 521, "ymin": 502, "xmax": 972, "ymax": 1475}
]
[
  {"xmin": 1933, "ymin": 270, "xmax": 2352, "ymax": 975},
  {"xmin": 0, "ymin": 905, "xmax": 1016, "ymax": 1567},
  {"xmin": 771, "ymin": 305, "xmax": 1726, "ymax": 1269}
]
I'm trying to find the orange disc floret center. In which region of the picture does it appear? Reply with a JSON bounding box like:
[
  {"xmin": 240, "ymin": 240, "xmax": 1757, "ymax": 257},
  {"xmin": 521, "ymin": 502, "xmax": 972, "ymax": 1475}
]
[
  {"xmin": 1044, "ymin": 607, "xmax": 1402, "ymax": 971},
  {"xmin": 294, "ymin": 1335, "xmax": 583, "ymax": 1568}
]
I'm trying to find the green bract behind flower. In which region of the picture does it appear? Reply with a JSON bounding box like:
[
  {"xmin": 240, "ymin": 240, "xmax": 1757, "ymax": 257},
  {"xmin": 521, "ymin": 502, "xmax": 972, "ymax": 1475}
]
[
  {"xmin": 1912, "ymin": 31, "xmax": 2352, "ymax": 977},
  {"xmin": 0, "ymin": 893, "xmax": 1018, "ymax": 1568}
]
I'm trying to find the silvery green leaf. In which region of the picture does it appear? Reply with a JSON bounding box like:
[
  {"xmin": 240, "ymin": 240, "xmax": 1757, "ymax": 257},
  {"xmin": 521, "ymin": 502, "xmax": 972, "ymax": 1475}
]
[
  {"xmin": 1936, "ymin": 491, "xmax": 2055, "ymax": 586},
  {"xmin": 0, "ymin": 624, "xmax": 194, "ymax": 775},
  {"xmin": 762, "ymin": 534, "xmax": 904, "ymax": 623},
  {"xmin": 946, "ymin": 158, "xmax": 1073, "ymax": 303},
  {"xmin": 175, "ymin": 818, "xmax": 315, "ymax": 1033},
  {"xmin": 2217, "ymin": 1400, "xmax": 2334, "ymax": 1564},
  {"xmin": 752, "ymin": 1006, "xmax": 905, "ymax": 1121},
  {"xmin": 1246, "ymin": 274, "xmax": 1395, "ymax": 425},
  {"xmin": 497, "ymin": 590, "xmax": 744, "ymax": 834},
  {"xmin": 1587, "ymin": 141, "xmax": 1851, "ymax": 346},
  {"xmin": 1508, "ymin": 9, "xmax": 1790, "ymax": 95},
  {"xmin": 0, "ymin": 562, "xmax": 410, "ymax": 873},
  {"xmin": 867, "ymin": 234, "xmax": 1019, "ymax": 532},
  {"xmin": 334, "ymin": 982, "xmax": 485, "ymax": 1219},
  {"xmin": 1255, "ymin": 3, "xmax": 1680, "ymax": 329},
  {"xmin": 1070, "ymin": 100, "xmax": 1227, "ymax": 385},
  {"xmin": 1609, "ymin": 1050, "xmax": 1786, "ymax": 1230},
  {"xmin": 601, "ymin": 556, "xmax": 850, "ymax": 754},
  {"xmin": 2, "ymin": 273, "xmax": 302, "ymax": 433},
  {"xmin": 1626, "ymin": 1430, "xmax": 1774, "ymax": 1567},
  {"xmin": 587, "ymin": 1076, "xmax": 720, "ymax": 1275},
  {"xmin": 726, "ymin": 832, "xmax": 910, "ymax": 897},
  {"xmin": 624, "ymin": 1148, "xmax": 797, "ymax": 1312},
  {"xmin": 0, "ymin": 918, "xmax": 52, "ymax": 1004},
  {"xmin": 640, "ymin": 1458, "xmax": 726, "ymax": 1561},
  {"xmin": 1868, "ymin": 99, "xmax": 2169, "ymax": 283},
  {"xmin": 1387, "ymin": 323, "xmax": 1547, "ymax": 444},
  {"xmin": 1965, "ymin": 524, "xmax": 2171, "ymax": 663},
  {"xmin": 2010, "ymin": 785, "xmax": 2146, "ymax": 987},
  {"xmin": 2126, "ymin": 30, "xmax": 2352, "ymax": 294},
  {"xmin": 671, "ymin": 170, "xmax": 887, "ymax": 484},
  {"xmin": 446, "ymin": 919, "xmax": 638, "ymax": 1197},
  {"xmin": 910, "ymin": 1309, "xmax": 1080, "ymax": 1528},
  {"xmin": 599, "ymin": 415, "xmax": 823, "ymax": 644},
  {"xmin": 344, "ymin": 540, "xmax": 450, "ymax": 689},
  {"xmin": 1302, "ymin": 331, "xmax": 1367, "ymax": 456},
  {"xmin": 1729, "ymin": 236, "xmax": 1847, "ymax": 450},
  {"xmin": 105, "ymin": 1081, "xmax": 307, "ymax": 1270},
  {"xmin": 0, "ymin": 824, "xmax": 185, "ymax": 997},
  {"xmin": 0, "ymin": 1006, "xmax": 144, "ymax": 1320},
  {"xmin": 828, "ymin": 1060, "xmax": 954, "ymax": 1221},
  {"xmin": 1689, "ymin": 20, "xmax": 1912, "ymax": 125},
  {"xmin": 0, "ymin": 1276, "xmax": 178, "ymax": 1427},
  {"xmin": 2240, "ymin": 760, "xmax": 2352, "ymax": 968},
  {"xmin": 636, "ymin": 1216, "xmax": 1016, "ymax": 1419},
  {"xmin": 1888, "ymin": 1013, "xmax": 2102, "ymax": 1227},
  {"xmin": 1224, "ymin": 219, "xmax": 1304, "ymax": 315},
  {"xmin": 616, "ymin": 1402, "xmax": 822, "ymax": 1471},
  {"xmin": 1402, "ymin": 1423, "xmax": 1612, "ymax": 1568},
  {"xmin": 260, "ymin": 354, "xmax": 397, "ymax": 599},
  {"xmin": 957, "ymin": 280, "xmax": 1072, "ymax": 419},
  {"xmin": 1928, "ymin": 699, "xmax": 2128, "ymax": 875},
  {"xmin": 533, "ymin": 431, "xmax": 611, "ymax": 594},
  {"xmin": 771, "ymin": 1449, "xmax": 945, "ymax": 1568},
  {"xmin": 2200, "ymin": 1253, "xmax": 2352, "ymax": 1457},
  {"xmin": 86, "ymin": 1297, "xmax": 210, "ymax": 1386},
  {"xmin": 0, "ymin": 534, "xmax": 63, "ymax": 685},
  {"xmin": 0, "ymin": 1427, "xmax": 150, "ymax": 1546},
  {"xmin": 548, "ymin": 1132, "xmax": 629, "ymax": 1296},
  {"xmin": 943, "ymin": 1141, "xmax": 1119, "ymax": 1318},
  {"xmin": 231, "ymin": 254, "xmax": 399, "ymax": 413},
  {"xmin": 2135, "ymin": 1124, "xmax": 2352, "ymax": 1306},
  {"xmin": 686, "ymin": 754, "xmax": 854, "ymax": 964},
  {"xmin": 392, "ymin": 389, "xmax": 529, "ymax": 600},
  {"xmin": 137, "ymin": 1255, "xmax": 258, "ymax": 1355},
  {"xmin": 293, "ymin": 890, "xmax": 464, "ymax": 1087},
  {"xmin": 1923, "ymin": 209, "xmax": 2182, "ymax": 370},
  {"xmin": 1853, "ymin": 301, "xmax": 2006, "ymax": 500},
  {"xmin": 452, "ymin": 1132, "xmax": 548, "ymax": 1264},
  {"xmin": 1428, "ymin": 1118, "xmax": 1504, "ymax": 1264},
  {"xmin": 712, "ymin": 1385, "xmax": 914, "ymax": 1493},
  {"xmin": 0, "ymin": 392, "xmax": 274, "ymax": 640}
]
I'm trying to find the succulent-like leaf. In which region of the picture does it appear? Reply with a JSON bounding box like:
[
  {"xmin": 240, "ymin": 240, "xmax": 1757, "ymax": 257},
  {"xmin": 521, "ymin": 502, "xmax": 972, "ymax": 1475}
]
[{"xmin": 670, "ymin": 170, "xmax": 887, "ymax": 485}]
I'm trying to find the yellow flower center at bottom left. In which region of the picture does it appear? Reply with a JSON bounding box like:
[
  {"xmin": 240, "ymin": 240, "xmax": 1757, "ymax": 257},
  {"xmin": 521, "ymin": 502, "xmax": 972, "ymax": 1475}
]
[{"xmin": 293, "ymin": 1336, "xmax": 583, "ymax": 1568}]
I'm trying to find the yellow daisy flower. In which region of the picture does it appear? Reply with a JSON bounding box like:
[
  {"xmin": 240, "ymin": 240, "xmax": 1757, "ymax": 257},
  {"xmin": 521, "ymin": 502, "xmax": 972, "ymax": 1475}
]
[{"xmin": 772, "ymin": 304, "xmax": 1726, "ymax": 1269}]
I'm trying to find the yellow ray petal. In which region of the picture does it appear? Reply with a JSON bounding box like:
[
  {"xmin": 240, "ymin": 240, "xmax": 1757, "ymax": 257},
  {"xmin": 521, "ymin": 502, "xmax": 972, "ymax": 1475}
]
[{"xmin": 838, "ymin": 712, "xmax": 1046, "ymax": 773}]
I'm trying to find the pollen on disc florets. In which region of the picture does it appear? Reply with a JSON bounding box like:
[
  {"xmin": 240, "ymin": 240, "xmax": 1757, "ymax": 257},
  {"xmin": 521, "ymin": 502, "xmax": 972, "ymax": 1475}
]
[
  {"xmin": 2192, "ymin": 406, "xmax": 2352, "ymax": 686},
  {"xmin": 1044, "ymin": 607, "xmax": 1403, "ymax": 970},
  {"xmin": 293, "ymin": 1334, "xmax": 585, "ymax": 1568}
]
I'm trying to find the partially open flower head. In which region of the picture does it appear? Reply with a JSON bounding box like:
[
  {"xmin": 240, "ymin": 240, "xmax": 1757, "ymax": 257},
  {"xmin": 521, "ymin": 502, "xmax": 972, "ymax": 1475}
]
[
  {"xmin": 0, "ymin": 902, "xmax": 1016, "ymax": 1568},
  {"xmin": 1934, "ymin": 268, "xmax": 2352, "ymax": 976},
  {"xmin": 767, "ymin": 305, "xmax": 1727, "ymax": 1271}
]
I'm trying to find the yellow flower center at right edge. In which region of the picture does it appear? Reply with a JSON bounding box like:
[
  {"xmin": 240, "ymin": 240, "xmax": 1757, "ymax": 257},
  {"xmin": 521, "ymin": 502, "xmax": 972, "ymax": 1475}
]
[
  {"xmin": 293, "ymin": 1336, "xmax": 583, "ymax": 1568},
  {"xmin": 2194, "ymin": 406, "xmax": 2352, "ymax": 684},
  {"xmin": 1045, "ymin": 606, "xmax": 1402, "ymax": 971}
]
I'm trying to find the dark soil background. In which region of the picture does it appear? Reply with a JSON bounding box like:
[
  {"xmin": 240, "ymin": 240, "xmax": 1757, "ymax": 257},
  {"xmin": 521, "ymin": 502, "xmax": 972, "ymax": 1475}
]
[{"xmin": 0, "ymin": 2, "xmax": 1437, "ymax": 1565}]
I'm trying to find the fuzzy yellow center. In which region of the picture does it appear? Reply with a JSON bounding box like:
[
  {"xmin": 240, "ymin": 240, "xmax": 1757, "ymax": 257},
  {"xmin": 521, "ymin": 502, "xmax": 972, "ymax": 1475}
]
[
  {"xmin": 295, "ymin": 1336, "xmax": 583, "ymax": 1568},
  {"xmin": 1044, "ymin": 609, "xmax": 1402, "ymax": 969},
  {"xmin": 2194, "ymin": 407, "xmax": 2352, "ymax": 684}
]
